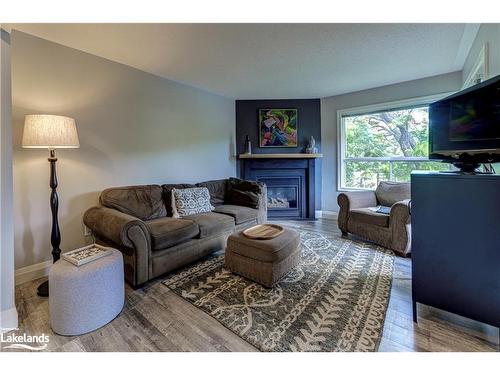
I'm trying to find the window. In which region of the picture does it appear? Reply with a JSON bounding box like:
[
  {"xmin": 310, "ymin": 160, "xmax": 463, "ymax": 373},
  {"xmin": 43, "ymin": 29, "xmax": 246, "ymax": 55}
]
[{"xmin": 337, "ymin": 95, "xmax": 451, "ymax": 190}]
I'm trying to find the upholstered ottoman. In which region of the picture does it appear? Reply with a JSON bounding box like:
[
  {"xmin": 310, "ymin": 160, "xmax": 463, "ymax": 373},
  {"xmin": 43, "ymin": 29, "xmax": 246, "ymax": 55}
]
[
  {"xmin": 49, "ymin": 249, "xmax": 124, "ymax": 336},
  {"xmin": 225, "ymin": 228, "xmax": 301, "ymax": 288}
]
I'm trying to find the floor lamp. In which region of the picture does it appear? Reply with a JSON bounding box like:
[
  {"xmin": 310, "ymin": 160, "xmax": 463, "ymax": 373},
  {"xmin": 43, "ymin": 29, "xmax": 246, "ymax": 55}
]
[{"xmin": 22, "ymin": 114, "xmax": 80, "ymax": 297}]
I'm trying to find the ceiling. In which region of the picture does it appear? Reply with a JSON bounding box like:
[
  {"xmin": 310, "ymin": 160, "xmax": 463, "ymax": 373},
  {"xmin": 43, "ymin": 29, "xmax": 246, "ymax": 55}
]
[{"xmin": 10, "ymin": 23, "xmax": 479, "ymax": 99}]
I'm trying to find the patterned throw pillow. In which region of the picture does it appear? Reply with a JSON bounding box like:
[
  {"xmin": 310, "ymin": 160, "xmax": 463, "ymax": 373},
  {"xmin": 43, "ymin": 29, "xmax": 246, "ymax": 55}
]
[{"xmin": 171, "ymin": 187, "xmax": 214, "ymax": 218}]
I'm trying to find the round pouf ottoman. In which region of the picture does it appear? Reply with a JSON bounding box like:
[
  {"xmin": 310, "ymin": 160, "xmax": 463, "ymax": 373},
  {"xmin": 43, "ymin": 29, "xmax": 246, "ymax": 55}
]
[{"xmin": 49, "ymin": 249, "xmax": 124, "ymax": 336}]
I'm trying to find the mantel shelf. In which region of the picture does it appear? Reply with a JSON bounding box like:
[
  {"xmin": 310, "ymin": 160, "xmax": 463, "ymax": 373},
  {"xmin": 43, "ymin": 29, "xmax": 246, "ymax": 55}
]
[{"xmin": 238, "ymin": 153, "xmax": 323, "ymax": 159}]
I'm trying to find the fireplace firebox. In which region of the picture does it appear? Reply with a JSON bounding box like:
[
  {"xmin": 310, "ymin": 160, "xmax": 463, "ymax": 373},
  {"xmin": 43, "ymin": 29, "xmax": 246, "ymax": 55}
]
[{"xmin": 239, "ymin": 156, "xmax": 319, "ymax": 219}]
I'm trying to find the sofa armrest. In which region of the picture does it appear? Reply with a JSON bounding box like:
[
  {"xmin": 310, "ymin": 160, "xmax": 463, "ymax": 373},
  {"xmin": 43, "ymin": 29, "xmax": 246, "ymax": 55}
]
[
  {"xmin": 240, "ymin": 180, "xmax": 267, "ymax": 223},
  {"xmin": 389, "ymin": 199, "xmax": 411, "ymax": 256},
  {"xmin": 226, "ymin": 178, "xmax": 267, "ymax": 223},
  {"xmin": 256, "ymin": 183, "xmax": 267, "ymax": 223},
  {"xmin": 337, "ymin": 190, "xmax": 377, "ymax": 233},
  {"xmin": 83, "ymin": 206, "xmax": 149, "ymax": 248},
  {"xmin": 83, "ymin": 206, "xmax": 151, "ymax": 286},
  {"xmin": 389, "ymin": 199, "xmax": 411, "ymax": 224}
]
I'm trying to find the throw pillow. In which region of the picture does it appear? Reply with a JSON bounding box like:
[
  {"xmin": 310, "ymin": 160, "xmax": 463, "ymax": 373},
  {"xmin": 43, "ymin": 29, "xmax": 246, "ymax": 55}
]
[
  {"xmin": 226, "ymin": 177, "xmax": 264, "ymax": 209},
  {"xmin": 227, "ymin": 177, "xmax": 263, "ymax": 193},
  {"xmin": 162, "ymin": 183, "xmax": 196, "ymax": 216},
  {"xmin": 171, "ymin": 187, "xmax": 214, "ymax": 218},
  {"xmin": 226, "ymin": 188, "xmax": 260, "ymax": 209}
]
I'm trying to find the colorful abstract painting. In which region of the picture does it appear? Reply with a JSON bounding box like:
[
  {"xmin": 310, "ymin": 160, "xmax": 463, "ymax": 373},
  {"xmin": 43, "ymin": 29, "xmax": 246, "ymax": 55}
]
[{"xmin": 259, "ymin": 109, "xmax": 298, "ymax": 147}]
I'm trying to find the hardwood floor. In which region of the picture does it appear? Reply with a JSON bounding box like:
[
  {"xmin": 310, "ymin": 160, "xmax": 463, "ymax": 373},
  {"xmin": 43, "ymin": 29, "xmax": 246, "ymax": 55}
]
[{"xmin": 4, "ymin": 219, "xmax": 499, "ymax": 352}]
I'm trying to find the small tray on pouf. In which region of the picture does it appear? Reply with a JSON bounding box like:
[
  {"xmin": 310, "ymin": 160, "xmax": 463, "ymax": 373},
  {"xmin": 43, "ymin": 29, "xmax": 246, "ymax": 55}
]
[{"xmin": 242, "ymin": 224, "xmax": 285, "ymax": 240}]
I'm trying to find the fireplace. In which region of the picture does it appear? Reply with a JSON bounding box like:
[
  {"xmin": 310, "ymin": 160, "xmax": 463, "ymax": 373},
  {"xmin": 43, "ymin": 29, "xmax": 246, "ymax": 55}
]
[
  {"xmin": 239, "ymin": 155, "xmax": 319, "ymax": 219},
  {"xmin": 268, "ymin": 187, "xmax": 297, "ymax": 209},
  {"xmin": 258, "ymin": 175, "xmax": 304, "ymax": 218}
]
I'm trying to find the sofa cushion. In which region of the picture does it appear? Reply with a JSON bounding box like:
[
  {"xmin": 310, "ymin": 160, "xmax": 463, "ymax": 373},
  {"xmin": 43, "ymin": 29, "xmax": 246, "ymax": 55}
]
[
  {"xmin": 349, "ymin": 207, "xmax": 390, "ymax": 227},
  {"xmin": 145, "ymin": 217, "xmax": 199, "ymax": 251},
  {"xmin": 375, "ymin": 181, "xmax": 411, "ymax": 207},
  {"xmin": 213, "ymin": 204, "xmax": 258, "ymax": 224},
  {"xmin": 183, "ymin": 212, "xmax": 235, "ymax": 238},
  {"xmin": 162, "ymin": 184, "xmax": 196, "ymax": 217},
  {"xmin": 196, "ymin": 179, "xmax": 227, "ymax": 206},
  {"xmin": 100, "ymin": 185, "xmax": 166, "ymax": 221}
]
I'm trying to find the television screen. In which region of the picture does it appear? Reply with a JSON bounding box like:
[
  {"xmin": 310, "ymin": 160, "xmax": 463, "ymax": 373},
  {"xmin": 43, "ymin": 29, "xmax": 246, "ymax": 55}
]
[{"xmin": 429, "ymin": 74, "xmax": 500, "ymax": 160}]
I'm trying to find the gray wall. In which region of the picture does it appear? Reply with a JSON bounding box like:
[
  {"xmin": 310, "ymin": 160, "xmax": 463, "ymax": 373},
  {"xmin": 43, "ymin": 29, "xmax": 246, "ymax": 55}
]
[
  {"xmin": 12, "ymin": 31, "xmax": 236, "ymax": 269},
  {"xmin": 463, "ymin": 24, "xmax": 500, "ymax": 83},
  {"xmin": 320, "ymin": 71, "xmax": 463, "ymax": 212},
  {"xmin": 1, "ymin": 27, "xmax": 17, "ymax": 329}
]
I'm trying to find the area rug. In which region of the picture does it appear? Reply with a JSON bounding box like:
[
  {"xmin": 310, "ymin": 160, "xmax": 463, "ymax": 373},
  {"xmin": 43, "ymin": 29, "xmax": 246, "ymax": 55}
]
[{"xmin": 162, "ymin": 227, "xmax": 394, "ymax": 352}]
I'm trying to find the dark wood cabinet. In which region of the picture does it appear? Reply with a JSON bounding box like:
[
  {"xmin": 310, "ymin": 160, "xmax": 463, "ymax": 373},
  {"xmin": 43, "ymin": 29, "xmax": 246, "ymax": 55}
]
[{"xmin": 411, "ymin": 171, "xmax": 500, "ymax": 329}]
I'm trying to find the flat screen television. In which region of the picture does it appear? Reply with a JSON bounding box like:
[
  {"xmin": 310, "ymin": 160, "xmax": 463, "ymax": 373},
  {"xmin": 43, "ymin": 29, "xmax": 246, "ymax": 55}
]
[{"xmin": 429, "ymin": 74, "xmax": 500, "ymax": 173}]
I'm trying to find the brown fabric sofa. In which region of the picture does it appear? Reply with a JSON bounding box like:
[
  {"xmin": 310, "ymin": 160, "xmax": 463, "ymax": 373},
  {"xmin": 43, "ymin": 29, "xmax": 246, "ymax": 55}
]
[
  {"xmin": 337, "ymin": 181, "xmax": 411, "ymax": 256},
  {"xmin": 83, "ymin": 178, "xmax": 267, "ymax": 287}
]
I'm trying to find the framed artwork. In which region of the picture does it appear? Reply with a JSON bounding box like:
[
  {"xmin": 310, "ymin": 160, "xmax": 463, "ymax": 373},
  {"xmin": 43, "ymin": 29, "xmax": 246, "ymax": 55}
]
[{"xmin": 259, "ymin": 109, "xmax": 298, "ymax": 147}]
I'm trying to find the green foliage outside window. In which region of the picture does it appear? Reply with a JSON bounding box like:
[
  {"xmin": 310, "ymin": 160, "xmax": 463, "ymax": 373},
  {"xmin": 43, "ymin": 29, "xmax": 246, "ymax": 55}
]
[{"xmin": 343, "ymin": 106, "xmax": 446, "ymax": 189}]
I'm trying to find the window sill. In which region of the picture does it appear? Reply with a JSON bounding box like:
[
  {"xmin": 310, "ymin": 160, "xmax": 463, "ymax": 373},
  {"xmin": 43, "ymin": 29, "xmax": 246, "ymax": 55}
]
[{"xmin": 337, "ymin": 187, "xmax": 375, "ymax": 193}]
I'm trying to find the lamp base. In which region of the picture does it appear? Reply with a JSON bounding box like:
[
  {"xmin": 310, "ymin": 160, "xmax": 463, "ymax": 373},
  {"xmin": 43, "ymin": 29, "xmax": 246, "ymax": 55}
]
[{"xmin": 37, "ymin": 280, "xmax": 49, "ymax": 297}]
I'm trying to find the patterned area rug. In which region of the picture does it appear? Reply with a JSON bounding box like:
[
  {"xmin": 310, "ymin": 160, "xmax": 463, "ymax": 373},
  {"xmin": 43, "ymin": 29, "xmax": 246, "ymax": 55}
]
[{"xmin": 162, "ymin": 226, "xmax": 395, "ymax": 351}]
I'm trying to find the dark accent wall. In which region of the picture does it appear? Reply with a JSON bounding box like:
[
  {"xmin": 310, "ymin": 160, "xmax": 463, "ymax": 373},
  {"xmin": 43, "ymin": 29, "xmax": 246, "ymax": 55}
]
[
  {"xmin": 235, "ymin": 99, "xmax": 321, "ymax": 154},
  {"xmin": 235, "ymin": 99, "xmax": 322, "ymax": 210}
]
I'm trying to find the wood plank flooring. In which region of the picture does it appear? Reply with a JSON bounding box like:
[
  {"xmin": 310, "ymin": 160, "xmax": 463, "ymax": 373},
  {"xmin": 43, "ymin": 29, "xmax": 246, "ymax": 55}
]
[{"xmin": 4, "ymin": 219, "xmax": 499, "ymax": 352}]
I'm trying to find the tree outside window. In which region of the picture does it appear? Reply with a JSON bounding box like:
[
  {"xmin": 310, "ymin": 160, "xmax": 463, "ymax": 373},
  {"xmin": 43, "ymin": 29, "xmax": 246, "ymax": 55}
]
[{"xmin": 340, "ymin": 105, "xmax": 446, "ymax": 190}]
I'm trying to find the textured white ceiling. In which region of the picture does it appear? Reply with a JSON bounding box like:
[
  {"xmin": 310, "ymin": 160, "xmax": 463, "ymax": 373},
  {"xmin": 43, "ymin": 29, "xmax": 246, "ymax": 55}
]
[{"xmin": 10, "ymin": 23, "xmax": 478, "ymax": 99}]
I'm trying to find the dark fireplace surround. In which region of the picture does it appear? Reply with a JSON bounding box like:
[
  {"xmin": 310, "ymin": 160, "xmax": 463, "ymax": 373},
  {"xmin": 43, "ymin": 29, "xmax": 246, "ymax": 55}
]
[{"xmin": 240, "ymin": 158, "xmax": 317, "ymax": 220}]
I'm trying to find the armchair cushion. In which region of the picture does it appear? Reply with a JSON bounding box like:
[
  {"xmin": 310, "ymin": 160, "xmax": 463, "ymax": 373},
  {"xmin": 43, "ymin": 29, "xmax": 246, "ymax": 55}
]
[
  {"xmin": 100, "ymin": 185, "xmax": 166, "ymax": 221},
  {"xmin": 375, "ymin": 181, "xmax": 410, "ymax": 207},
  {"xmin": 349, "ymin": 208, "xmax": 390, "ymax": 227},
  {"xmin": 144, "ymin": 217, "xmax": 199, "ymax": 251}
]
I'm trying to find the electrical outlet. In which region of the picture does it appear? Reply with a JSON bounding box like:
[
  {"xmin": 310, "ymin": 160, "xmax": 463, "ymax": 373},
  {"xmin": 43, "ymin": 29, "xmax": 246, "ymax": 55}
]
[{"xmin": 83, "ymin": 224, "xmax": 92, "ymax": 237}]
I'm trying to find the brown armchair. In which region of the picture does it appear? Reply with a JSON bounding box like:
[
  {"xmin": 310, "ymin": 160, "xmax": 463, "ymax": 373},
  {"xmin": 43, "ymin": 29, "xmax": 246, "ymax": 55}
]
[{"xmin": 337, "ymin": 181, "xmax": 411, "ymax": 256}]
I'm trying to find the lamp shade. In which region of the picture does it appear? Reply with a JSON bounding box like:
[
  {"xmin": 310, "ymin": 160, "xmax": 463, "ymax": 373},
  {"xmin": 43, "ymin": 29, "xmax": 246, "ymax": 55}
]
[{"xmin": 22, "ymin": 114, "xmax": 80, "ymax": 149}]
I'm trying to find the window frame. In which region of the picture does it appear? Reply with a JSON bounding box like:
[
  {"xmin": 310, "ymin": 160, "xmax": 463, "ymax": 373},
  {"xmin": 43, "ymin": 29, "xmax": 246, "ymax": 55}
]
[{"xmin": 336, "ymin": 93, "xmax": 454, "ymax": 192}]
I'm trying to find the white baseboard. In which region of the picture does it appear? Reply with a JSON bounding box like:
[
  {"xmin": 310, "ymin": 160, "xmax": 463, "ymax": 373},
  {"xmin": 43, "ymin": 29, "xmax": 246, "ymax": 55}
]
[
  {"xmin": 316, "ymin": 210, "xmax": 338, "ymax": 220},
  {"xmin": 1, "ymin": 307, "xmax": 18, "ymax": 331},
  {"xmin": 15, "ymin": 260, "xmax": 52, "ymax": 286}
]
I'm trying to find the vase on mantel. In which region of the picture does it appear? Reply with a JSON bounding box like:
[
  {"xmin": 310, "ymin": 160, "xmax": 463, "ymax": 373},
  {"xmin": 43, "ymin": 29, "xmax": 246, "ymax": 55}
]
[
  {"xmin": 305, "ymin": 136, "xmax": 318, "ymax": 154},
  {"xmin": 244, "ymin": 135, "xmax": 252, "ymax": 154}
]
